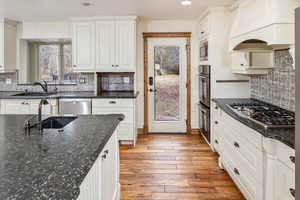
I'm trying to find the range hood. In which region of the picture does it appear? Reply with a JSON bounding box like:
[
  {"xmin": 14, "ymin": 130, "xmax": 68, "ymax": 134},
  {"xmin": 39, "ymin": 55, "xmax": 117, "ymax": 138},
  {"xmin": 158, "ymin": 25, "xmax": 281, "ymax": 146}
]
[{"xmin": 229, "ymin": 0, "xmax": 299, "ymax": 51}]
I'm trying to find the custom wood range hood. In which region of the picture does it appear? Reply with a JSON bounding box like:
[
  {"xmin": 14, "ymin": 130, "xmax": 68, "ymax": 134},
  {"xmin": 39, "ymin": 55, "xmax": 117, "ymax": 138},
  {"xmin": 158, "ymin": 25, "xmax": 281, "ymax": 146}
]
[{"xmin": 229, "ymin": 0, "xmax": 299, "ymax": 75}]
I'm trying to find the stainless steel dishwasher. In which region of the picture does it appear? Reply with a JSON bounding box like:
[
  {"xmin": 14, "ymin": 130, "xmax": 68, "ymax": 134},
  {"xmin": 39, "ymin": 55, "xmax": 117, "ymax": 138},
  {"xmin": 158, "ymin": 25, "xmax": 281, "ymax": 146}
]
[{"xmin": 59, "ymin": 99, "xmax": 92, "ymax": 115}]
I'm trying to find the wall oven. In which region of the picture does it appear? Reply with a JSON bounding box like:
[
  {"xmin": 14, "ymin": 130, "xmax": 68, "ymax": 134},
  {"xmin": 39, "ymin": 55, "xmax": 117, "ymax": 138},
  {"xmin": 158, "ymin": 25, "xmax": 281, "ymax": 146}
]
[
  {"xmin": 198, "ymin": 65, "xmax": 211, "ymax": 143},
  {"xmin": 198, "ymin": 65, "xmax": 210, "ymax": 108},
  {"xmin": 200, "ymin": 40, "xmax": 208, "ymax": 61}
]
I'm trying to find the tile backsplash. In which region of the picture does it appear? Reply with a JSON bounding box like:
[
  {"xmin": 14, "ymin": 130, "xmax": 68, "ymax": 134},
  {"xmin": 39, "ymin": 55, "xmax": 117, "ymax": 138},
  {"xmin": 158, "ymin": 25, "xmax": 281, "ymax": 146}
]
[
  {"xmin": 250, "ymin": 49, "xmax": 295, "ymax": 111},
  {"xmin": 0, "ymin": 73, "xmax": 95, "ymax": 92}
]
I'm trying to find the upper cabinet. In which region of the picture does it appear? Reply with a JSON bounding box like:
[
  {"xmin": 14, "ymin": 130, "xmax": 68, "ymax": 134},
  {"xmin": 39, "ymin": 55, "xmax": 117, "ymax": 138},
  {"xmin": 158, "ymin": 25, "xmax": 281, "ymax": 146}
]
[
  {"xmin": 0, "ymin": 19, "xmax": 17, "ymax": 73},
  {"xmin": 72, "ymin": 21, "xmax": 95, "ymax": 72},
  {"xmin": 72, "ymin": 16, "xmax": 137, "ymax": 73},
  {"xmin": 197, "ymin": 17, "xmax": 210, "ymax": 39}
]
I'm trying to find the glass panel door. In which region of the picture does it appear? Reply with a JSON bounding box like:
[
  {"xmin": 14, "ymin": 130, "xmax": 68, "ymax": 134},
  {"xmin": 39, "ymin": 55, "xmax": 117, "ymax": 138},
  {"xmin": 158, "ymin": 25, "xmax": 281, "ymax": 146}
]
[{"xmin": 154, "ymin": 46, "xmax": 180, "ymax": 121}]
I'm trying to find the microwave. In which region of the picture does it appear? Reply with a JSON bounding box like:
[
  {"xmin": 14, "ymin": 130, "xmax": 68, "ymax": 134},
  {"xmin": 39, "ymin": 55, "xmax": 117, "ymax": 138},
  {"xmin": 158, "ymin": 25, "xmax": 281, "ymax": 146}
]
[{"xmin": 200, "ymin": 40, "xmax": 208, "ymax": 61}]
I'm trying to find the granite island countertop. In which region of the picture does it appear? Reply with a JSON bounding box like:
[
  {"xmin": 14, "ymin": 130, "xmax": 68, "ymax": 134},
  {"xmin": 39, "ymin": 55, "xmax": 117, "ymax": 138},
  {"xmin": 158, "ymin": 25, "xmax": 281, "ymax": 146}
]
[
  {"xmin": 0, "ymin": 114, "xmax": 123, "ymax": 200},
  {"xmin": 212, "ymin": 98, "xmax": 295, "ymax": 149},
  {"xmin": 0, "ymin": 91, "xmax": 139, "ymax": 99}
]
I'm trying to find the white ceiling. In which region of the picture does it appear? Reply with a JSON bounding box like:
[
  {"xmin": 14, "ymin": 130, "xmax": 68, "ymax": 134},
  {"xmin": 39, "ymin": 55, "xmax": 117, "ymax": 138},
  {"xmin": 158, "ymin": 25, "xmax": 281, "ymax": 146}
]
[{"xmin": 0, "ymin": 0, "xmax": 235, "ymax": 21}]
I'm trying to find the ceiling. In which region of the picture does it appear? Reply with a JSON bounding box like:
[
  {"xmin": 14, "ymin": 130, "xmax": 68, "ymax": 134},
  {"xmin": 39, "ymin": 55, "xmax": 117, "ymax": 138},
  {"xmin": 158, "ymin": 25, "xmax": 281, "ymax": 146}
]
[{"xmin": 0, "ymin": 0, "xmax": 235, "ymax": 21}]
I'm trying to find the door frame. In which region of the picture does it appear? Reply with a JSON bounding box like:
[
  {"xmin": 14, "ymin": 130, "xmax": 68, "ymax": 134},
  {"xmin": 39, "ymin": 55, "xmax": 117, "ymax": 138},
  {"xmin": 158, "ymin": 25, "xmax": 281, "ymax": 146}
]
[{"xmin": 143, "ymin": 32, "xmax": 192, "ymax": 134}]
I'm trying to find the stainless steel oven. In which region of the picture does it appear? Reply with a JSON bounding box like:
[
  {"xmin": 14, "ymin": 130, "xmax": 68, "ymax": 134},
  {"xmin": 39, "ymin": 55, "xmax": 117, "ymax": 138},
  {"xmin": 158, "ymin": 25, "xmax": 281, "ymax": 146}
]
[
  {"xmin": 199, "ymin": 103, "xmax": 210, "ymax": 143},
  {"xmin": 198, "ymin": 65, "xmax": 211, "ymax": 108},
  {"xmin": 200, "ymin": 40, "xmax": 208, "ymax": 61}
]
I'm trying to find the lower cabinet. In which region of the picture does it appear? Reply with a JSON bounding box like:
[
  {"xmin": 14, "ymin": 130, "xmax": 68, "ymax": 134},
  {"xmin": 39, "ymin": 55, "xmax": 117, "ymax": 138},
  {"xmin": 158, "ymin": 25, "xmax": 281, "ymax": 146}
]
[
  {"xmin": 213, "ymin": 103, "xmax": 296, "ymax": 200},
  {"xmin": 92, "ymin": 98, "xmax": 137, "ymax": 145},
  {"xmin": 77, "ymin": 128, "xmax": 120, "ymax": 200},
  {"xmin": 0, "ymin": 99, "xmax": 57, "ymax": 114}
]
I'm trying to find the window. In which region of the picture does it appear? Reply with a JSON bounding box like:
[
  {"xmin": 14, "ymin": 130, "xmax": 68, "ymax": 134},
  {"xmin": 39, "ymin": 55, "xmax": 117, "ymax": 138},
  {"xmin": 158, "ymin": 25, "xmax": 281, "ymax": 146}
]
[{"xmin": 36, "ymin": 42, "xmax": 73, "ymax": 82}]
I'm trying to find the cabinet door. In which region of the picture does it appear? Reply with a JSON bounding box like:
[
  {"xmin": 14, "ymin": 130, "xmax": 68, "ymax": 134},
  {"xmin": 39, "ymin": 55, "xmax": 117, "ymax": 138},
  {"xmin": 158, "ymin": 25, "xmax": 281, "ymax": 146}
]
[
  {"xmin": 101, "ymin": 132, "xmax": 118, "ymax": 200},
  {"xmin": 115, "ymin": 21, "xmax": 135, "ymax": 72},
  {"xmin": 275, "ymin": 161, "xmax": 295, "ymax": 200},
  {"xmin": 72, "ymin": 22, "xmax": 95, "ymax": 72},
  {"xmin": 2, "ymin": 100, "xmax": 30, "ymax": 114},
  {"xmin": 0, "ymin": 22, "xmax": 4, "ymax": 70},
  {"xmin": 231, "ymin": 52, "xmax": 250, "ymax": 69},
  {"xmin": 95, "ymin": 21, "xmax": 116, "ymax": 72}
]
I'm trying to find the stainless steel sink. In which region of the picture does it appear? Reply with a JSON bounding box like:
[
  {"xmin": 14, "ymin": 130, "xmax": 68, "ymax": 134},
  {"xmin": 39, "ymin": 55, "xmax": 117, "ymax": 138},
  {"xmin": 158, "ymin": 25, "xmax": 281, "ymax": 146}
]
[
  {"xmin": 13, "ymin": 92, "xmax": 56, "ymax": 97},
  {"xmin": 41, "ymin": 116, "xmax": 77, "ymax": 129}
]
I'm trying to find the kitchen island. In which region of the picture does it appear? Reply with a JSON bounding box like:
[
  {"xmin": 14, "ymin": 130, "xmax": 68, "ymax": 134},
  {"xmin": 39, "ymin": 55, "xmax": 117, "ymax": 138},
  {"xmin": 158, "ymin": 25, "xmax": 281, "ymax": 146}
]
[{"xmin": 0, "ymin": 114, "xmax": 123, "ymax": 200}]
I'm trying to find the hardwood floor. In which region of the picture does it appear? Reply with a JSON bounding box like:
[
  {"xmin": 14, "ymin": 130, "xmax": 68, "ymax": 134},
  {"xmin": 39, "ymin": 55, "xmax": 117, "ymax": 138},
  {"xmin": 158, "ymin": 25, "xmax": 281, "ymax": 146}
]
[{"xmin": 120, "ymin": 134, "xmax": 246, "ymax": 200}]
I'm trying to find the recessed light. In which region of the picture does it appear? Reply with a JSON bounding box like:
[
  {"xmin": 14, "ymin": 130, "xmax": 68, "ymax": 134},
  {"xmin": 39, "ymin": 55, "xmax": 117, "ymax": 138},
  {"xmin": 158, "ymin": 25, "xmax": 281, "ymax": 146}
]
[
  {"xmin": 181, "ymin": 0, "xmax": 192, "ymax": 6},
  {"xmin": 82, "ymin": 2, "xmax": 92, "ymax": 7}
]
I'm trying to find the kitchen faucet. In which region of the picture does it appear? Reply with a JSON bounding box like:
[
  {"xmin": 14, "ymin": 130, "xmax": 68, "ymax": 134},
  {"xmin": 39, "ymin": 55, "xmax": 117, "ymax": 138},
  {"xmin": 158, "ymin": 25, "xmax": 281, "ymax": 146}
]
[
  {"xmin": 38, "ymin": 99, "xmax": 49, "ymax": 131},
  {"xmin": 33, "ymin": 81, "xmax": 48, "ymax": 93}
]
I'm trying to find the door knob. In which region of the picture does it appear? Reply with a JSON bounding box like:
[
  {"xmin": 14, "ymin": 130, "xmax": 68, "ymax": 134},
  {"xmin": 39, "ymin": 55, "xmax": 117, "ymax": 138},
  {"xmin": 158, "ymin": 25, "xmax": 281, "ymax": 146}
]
[{"xmin": 149, "ymin": 89, "xmax": 157, "ymax": 92}]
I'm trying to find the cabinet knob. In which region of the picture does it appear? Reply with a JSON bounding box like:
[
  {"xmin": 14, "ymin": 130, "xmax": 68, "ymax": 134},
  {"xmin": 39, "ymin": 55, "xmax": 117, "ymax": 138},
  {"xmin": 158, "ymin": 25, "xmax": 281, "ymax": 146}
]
[
  {"xmin": 290, "ymin": 188, "xmax": 295, "ymax": 197},
  {"xmin": 116, "ymin": 65, "xmax": 119, "ymax": 67},
  {"xmin": 214, "ymin": 139, "xmax": 219, "ymax": 144},
  {"xmin": 109, "ymin": 101, "xmax": 116, "ymax": 104},
  {"xmin": 290, "ymin": 156, "xmax": 295, "ymax": 164},
  {"xmin": 240, "ymin": 64, "xmax": 244, "ymax": 66},
  {"xmin": 215, "ymin": 106, "xmax": 218, "ymax": 110},
  {"xmin": 234, "ymin": 142, "xmax": 240, "ymax": 148},
  {"xmin": 214, "ymin": 121, "xmax": 218, "ymax": 125},
  {"xmin": 201, "ymin": 31, "xmax": 204, "ymax": 34},
  {"xmin": 73, "ymin": 65, "xmax": 77, "ymax": 68},
  {"xmin": 233, "ymin": 168, "xmax": 240, "ymax": 175},
  {"xmin": 112, "ymin": 65, "xmax": 115, "ymax": 67},
  {"xmin": 104, "ymin": 150, "xmax": 109, "ymax": 154},
  {"xmin": 102, "ymin": 154, "xmax": 107, "ymax": 160}
]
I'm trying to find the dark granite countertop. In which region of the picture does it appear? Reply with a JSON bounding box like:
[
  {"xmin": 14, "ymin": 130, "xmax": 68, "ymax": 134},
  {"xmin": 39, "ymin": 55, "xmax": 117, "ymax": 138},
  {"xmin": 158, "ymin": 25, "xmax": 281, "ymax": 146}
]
[
  {"xmin": 212, "ymin": 98, "xmax": 295, "ymax": 149},
  {"xmin": 0, "ymin": 114, "xmax": 123, "ymax": 200},
  {"xmin": 0, "ymin": 91, "xmax": 139, "ymax": 99}
]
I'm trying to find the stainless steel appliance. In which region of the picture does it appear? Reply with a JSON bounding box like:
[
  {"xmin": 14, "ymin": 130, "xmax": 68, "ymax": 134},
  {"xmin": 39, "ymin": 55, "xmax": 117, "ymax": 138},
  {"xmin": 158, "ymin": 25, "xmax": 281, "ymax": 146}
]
[
  {"xmin": 199, "ymin": 40, "xmax": 208, "ymax": 61},
  {"xmin": 198, "ymin": 65, "xmax": 211, "ymax": 142},
  {"xmin": 59, "ymin": 99, "xmax": 92, "ymax": 115},
  {"xmin": 227, "ymin": 102, "xmax": 295, "ymax": 129}
]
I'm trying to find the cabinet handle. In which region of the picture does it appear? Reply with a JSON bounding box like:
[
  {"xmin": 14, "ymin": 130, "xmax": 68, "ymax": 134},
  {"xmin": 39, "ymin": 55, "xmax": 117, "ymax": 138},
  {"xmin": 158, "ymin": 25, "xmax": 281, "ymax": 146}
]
[
  {"xmin": 73, "ymin": 65, "xmax": 77, "ymax": 68},
  {"xmin": 0, "ymin": 65, "xmax": 2, "ymax": 68},
  {"xmin": 234, "ymin": 142, "xmax": 240, "ymax": 148},
  {"xmin": 215, "ymin": 106, "xmax": 218, "ymax": 110},
  {"xmin": 290, "ymin": 156, "xmax": 295, "ymax": 164},
  {"xmin": 104, "ymin": 150, "xmax": 109, "ymax": 154},
  {"xmin": 290, "ymin": 188, "xmax": 295, "ymax": 197},
  {"xmin": 201, "ymin": 31, "xmax": 204, "ymax": 34},
  {"xmin": 112, "ymin": 65, "xmax": 115, "ymax": 67},
  {"xmin": 233, "ymin": 168, "xmax": 240, "ymax": 175},
  {"xmin": 102, "ymin": 154, "xmax": 107, "ymax": 160},
  {"xmin": 214, "ymin": 139, "xmax": 219, "ymax": 144},
  {"xmin": 116, "ymin": 65, "xmax": 119, "ymax": 67},
  {"xmin": 214, "ymin": 121, "xmax": 218, "ymax": 125},
  {"xmin": 109, "ymin": 101, "xmax": 116, "ymax": 104},
  {"xmin": 240, "ymin": 64, "xmax": 244, "ymax": 66}
]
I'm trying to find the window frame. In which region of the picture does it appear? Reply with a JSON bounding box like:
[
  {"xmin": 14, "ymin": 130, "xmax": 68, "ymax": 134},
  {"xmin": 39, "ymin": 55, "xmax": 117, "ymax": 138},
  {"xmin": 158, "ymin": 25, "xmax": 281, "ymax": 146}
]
[{"xmin": 36, "ymin": 42, "xmax": 72, "ymax": 82}]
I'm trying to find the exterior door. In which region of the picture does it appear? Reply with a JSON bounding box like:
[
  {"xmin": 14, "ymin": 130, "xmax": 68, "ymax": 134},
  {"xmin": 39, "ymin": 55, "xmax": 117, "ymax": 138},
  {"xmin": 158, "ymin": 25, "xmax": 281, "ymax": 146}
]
[{"xmin": 148, "ymin": 38, "xmax": 187, "ymax": 133}]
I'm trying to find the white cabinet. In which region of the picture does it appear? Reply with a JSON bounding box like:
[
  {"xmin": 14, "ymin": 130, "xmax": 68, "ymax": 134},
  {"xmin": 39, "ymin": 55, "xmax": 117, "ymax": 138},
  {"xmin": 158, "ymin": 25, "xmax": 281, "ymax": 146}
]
[
  {"xmin": 0, "ymin": 19, "xmax": 17, "ymax": 73},
  {"xmin": 211, "ymin": 102, "xmax": 222, "ymax": 153},
  {"xmin": 0, "ymin": 99, "xmax": 56, "ymax": 114},
  {"xmin": 198, "ymin": 16, "xmax": 210, "ymax": 39},
  {"xmin": 95, "ymin": 21, "xmax": 115, "ymax": 71},
  {"xmin": 95, "ymin": 20, "xmax": 136, "ymax": 72},
  {"xmin": 72, "ymin": 17, "xmax": 137, "ymax": 73},
  {"xmin": 72, "ymin": 22, "xmax": 95, "ymax": 72},
  {"xmin": 274, "ymin": 161, "xmax": 295, "ymax": 200},
  {"xmin": 92, "ymin": 98, "xmax": 137, "ymax": 145},
  {"xmin": 231, "ymin": 51, "xmax": 274, "ymax": 75},
  {"xmin": 77, "ymin": 129, "xmax": 120, "ymax": 200}
]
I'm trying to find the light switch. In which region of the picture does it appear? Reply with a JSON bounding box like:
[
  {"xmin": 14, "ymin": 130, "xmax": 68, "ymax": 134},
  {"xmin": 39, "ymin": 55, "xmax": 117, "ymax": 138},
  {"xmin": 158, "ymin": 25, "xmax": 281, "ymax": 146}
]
[
  {"xmin": 5, "ymin": 79, "xmax": 12, "ymax": 85},
  {"xmin": 123, "ymin": 77, "xmax": 130, "ymax": 84}
]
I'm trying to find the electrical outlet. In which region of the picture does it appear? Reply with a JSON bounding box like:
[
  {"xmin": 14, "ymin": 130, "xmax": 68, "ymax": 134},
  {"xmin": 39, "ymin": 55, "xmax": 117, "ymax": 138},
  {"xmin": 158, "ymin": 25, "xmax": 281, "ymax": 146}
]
[
  {"xmin": 5, "ymin": 79, "xmax": 12, "ymax": 85},
  {"xmin": 79, "ymin": 77, "xmax": 86, "ymax": 84},
  {"xmin": 123, "ymin": 77, "xmax": 130, "ymax": 84}
]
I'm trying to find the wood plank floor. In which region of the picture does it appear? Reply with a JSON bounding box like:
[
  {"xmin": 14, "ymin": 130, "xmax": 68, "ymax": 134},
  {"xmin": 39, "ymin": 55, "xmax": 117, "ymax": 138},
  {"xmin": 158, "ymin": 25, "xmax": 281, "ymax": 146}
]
[{"xmin": 120, "ymin": 134, "xmax": 246, "ymax": 200}]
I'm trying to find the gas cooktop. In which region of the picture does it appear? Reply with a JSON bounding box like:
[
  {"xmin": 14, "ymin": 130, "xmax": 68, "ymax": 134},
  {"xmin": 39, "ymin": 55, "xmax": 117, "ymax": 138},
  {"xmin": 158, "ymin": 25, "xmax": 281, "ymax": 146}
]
[{"xmin": 227, "ymin": 102, "xmax": 295, "ymax": 129}]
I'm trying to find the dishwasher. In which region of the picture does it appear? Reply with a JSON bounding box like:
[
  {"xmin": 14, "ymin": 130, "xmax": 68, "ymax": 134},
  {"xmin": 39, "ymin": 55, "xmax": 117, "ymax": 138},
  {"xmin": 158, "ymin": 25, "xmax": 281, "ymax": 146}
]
[{"xmin": 59, "ymin": 99, "xmax": 92, "ymax": 115}]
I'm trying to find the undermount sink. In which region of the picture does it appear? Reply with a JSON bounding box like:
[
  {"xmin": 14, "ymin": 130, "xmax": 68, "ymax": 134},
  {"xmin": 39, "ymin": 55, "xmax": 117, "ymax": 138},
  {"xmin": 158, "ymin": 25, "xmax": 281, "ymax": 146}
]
[
  {"xmin": 41, "ymin": 116, "xmax": 77, "ymax": 129},
  {"xmin": 12, "ymin": 92, "xmax": 56, "ymax": 97}
]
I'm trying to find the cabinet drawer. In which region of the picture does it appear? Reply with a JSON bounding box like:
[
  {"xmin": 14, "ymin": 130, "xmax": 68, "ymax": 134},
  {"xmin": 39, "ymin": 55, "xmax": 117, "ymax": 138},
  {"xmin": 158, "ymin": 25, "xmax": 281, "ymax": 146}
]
[
  {"xmin": 118, "ymin": 123, "xmax": 134, "ymax": 140},
  {"xmin": 222, "ymin": 112, "xmax": 262, "ymax": 150},
  {"xmin": 277, "ymin": 142, "xmax": 295, "ymax": 171},
  {"xmin": 92, "ymin": 107, "xmax": 133, "ymax": 123},
  {"xmin": 221, "ymin": 133, "xmax": 263, "ymax": 184},
  {"xmin": 92, "ymin": 99, "xmax": 134, "ymax": 107}
]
